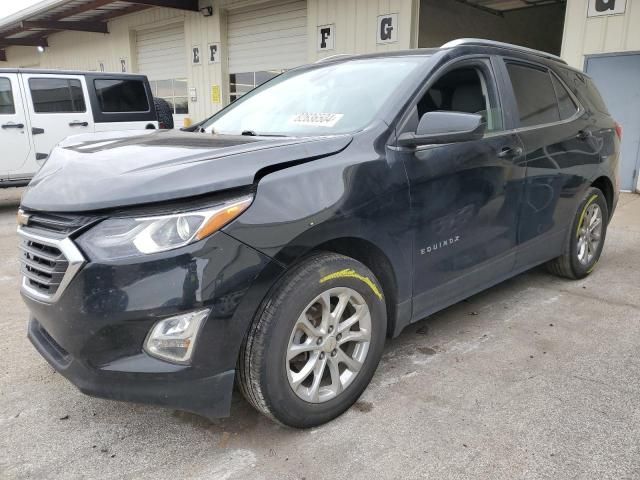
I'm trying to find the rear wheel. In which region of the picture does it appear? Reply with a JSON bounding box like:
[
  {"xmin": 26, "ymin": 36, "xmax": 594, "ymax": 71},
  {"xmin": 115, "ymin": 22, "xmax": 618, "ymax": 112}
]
[
  {"xmin": 546, "ymin": 187, "xmax": 609, "ymax": 279},
  {"xmin": 238, "ymin": 253, "xmax": 387, "ymax": 428}
]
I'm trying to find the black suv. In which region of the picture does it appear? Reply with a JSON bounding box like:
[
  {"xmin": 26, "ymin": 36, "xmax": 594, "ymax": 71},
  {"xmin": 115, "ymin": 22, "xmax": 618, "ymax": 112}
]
[{"xmin": 18, "ymin": 39, "xmax": 620, "ymax": 428}]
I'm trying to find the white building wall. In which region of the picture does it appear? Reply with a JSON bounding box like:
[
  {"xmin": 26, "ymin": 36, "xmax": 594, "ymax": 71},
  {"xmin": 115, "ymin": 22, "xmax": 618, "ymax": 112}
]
[
  {"xmin": 307, "ymin": 0, "xmax": 417, "ymax": 61},
  {"xmin": 561, "ymin": 0, "xmax": 640, "ymax": 69}
]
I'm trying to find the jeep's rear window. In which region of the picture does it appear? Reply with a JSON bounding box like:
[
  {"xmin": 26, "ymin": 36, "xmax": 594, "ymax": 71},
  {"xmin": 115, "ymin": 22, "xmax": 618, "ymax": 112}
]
[
  {"xmin": 94, "ymin": 79, "xmax": 149, "ymax": 113},
  {"xmin": 202, "ymin": 57, "xmax": 426, "ymax": 135}
]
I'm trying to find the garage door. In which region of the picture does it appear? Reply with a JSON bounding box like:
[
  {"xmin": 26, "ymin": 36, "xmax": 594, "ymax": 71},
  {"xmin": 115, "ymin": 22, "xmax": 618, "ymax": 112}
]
[
  {"xmin": 228, "ymin": 0, "xmax": 307, "ymax": 101},
  {"xmin": 586, "ymin": 53, "xmax": 640, "ymax": 191},
  {"xmin": 136, "ymin": 23, "xmax": 188, "ymax": 126}
]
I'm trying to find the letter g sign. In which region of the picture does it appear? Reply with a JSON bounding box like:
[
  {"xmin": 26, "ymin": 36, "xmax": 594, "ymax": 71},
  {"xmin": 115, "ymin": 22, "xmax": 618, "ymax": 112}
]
[{"xmin": 377, "ymin": 13, "xmax": 398, "ymax": 44}]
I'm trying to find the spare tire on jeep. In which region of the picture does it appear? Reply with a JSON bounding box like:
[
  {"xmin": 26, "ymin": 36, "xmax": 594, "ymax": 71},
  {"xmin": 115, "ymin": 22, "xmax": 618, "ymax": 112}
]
[{"xmin": 153, "ymin": 97, "xmax": 174, "ymax": 129}]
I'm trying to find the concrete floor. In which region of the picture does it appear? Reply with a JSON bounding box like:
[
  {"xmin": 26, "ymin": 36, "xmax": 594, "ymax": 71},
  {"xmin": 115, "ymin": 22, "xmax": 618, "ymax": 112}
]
[{"xmin": 0, "ymin": 188, "xmax": 639, "ymax": 480}]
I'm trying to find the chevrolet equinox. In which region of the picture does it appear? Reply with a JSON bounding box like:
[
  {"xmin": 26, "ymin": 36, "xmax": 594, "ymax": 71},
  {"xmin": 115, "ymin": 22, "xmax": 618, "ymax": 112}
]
[{"xmin": 18, "ymin": 39, "xmax": 620, "ymax": 428}]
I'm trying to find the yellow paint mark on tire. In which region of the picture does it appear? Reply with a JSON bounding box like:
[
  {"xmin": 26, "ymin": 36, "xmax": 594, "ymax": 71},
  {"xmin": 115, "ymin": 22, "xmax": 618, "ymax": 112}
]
[
  {"xmin": 576, "ymin": 194, "xmax": 599, "ymax": 236},
  {"xmin": 319, "ymin": 269, "xmax": 383, "ymax": 300}
]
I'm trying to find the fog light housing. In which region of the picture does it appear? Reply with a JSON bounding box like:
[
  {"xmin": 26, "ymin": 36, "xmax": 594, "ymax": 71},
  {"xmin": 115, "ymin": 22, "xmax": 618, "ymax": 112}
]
[{"xmin": 144, "ymin": 309, "xmax": 209, "ymax": 364}]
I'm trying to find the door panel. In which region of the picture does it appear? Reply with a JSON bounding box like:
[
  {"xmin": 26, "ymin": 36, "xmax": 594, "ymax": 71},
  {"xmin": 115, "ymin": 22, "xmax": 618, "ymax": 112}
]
[
  {"xmin": 21, "ymin": 74, "xmax": 94, "ymax": 167},
  {"xmin": 405, "ymin": 133, "xmax": 525, "ymax": 319},
  {"xmin": 515, "ymin": 120, "xmax": 602, "ymax": 268},
  {"xmin": 0, "ymin": 74, "xmax": 32, "ymax": 177},
  {"xmin": 586, "ymin": 53, "xmax": 640, "ymax": 191}
]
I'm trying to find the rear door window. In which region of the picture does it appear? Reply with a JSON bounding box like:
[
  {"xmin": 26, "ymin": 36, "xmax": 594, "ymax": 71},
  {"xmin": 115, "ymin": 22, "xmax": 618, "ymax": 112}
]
[
  {"xmin": 94, "ymin": 79, "xmax": 149, "ymax": 113},
  {"xmin": 29, "ymin": 78, "xmax": 86, "ymax": 113},
  {"xmin": 0, "ymin": 78, "xmax": 15, "ymax": 114},
  {"xmin": 506, "ymin": 63, "xmax": 559, "ymax": 127},
  {"xmin": 550, "ymin": 74, "xmax": 578, "ymax": 120}
]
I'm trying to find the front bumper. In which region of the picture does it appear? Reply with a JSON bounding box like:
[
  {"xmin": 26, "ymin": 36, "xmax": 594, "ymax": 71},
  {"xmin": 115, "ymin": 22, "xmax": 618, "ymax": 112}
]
[{"xmin": 21, "ymin": 230, "xmax": 284, "ymax": 419}]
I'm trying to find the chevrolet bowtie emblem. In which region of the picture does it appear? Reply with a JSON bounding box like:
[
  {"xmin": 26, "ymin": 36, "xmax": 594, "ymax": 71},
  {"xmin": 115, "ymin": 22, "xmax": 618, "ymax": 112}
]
[{"xmin": 16, "ymin": 209, "xmax": 30, "ymax": 227}]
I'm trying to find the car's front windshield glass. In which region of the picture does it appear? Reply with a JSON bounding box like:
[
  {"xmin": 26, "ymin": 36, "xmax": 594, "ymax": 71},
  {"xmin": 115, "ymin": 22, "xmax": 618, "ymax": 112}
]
[{"xmin": 202, "ymin": 57, "xmax": 426, "ymax": 136}]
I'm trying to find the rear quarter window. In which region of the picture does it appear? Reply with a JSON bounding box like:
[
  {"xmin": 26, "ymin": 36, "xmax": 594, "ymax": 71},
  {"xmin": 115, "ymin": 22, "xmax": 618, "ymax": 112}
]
[
  {"xmin": 94, "ymin": 79, "xmax": 150, "ymax": 113},
  {"xmin": 556, "ymin": 67, "xmax": 610, "ymax": 115}
]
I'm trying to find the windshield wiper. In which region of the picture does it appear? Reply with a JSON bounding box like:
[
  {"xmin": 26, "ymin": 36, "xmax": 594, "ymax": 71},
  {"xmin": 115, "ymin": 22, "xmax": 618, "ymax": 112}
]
[{"xmin": 240, "ymin": 130, "xmax": 288, "ymax": 137}]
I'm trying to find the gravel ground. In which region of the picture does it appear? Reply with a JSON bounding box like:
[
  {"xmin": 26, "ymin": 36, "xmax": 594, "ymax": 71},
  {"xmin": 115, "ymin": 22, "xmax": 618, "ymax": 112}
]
[{"xmin": 1, "ymin": 188, "xmax": 639, "ymax": 480}]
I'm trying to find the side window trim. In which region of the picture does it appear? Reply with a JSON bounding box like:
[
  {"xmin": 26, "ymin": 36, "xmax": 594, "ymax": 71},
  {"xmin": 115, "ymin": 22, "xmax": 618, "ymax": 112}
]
[
  {"xmin": 499, "ymin": 56, "xmax": 585, "ymax": 132},
  {"xmin": 394, "ymin": 55, "xmax": 506, "ymax": 143},
  {"xmin": 0, "ymin": 76, "xmax": 16, "ymax": 115}
]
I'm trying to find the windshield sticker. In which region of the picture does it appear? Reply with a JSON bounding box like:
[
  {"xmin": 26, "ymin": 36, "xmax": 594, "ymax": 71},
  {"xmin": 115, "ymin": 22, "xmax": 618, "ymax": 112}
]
[{"xmin": 290, "ymin": 113, "xmax": 344, "ymax": 127}]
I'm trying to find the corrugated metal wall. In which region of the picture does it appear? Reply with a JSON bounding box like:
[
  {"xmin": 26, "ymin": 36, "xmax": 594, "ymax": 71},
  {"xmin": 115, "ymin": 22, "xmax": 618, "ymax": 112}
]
[
  {"xmin": 307, "ymin": 0, "xmax": 417, "ymax": 61},
  {"xmin": 561, "ymin": 0, "xmax": 640, "ymax": 69}
]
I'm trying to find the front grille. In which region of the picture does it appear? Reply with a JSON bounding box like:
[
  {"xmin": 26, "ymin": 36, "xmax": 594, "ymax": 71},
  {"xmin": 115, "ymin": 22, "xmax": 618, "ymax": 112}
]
[
  {"xmin": 18, "ymin": 215, "xmax": 87, "ymax": 302},
  {"xmin": 20, "ymin": 238, "xmax": 69, "ymax": 296}
]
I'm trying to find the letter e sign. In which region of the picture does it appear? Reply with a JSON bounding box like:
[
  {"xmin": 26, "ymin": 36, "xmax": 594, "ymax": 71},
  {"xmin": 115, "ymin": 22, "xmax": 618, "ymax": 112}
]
[
  {"xmin": 377, "ymin": 14, "xmax": 398, "ymax": 44},
  {"xmin": 192, "ymin": 45, "xmax": 201, "ymax": 65},
  {"xmin": 317, "ymin": 24, "xmax": 335, "ymax": 51},
  {"xmin": 587, "ymin": 0, "xmax": 626, "ymax": 16}
]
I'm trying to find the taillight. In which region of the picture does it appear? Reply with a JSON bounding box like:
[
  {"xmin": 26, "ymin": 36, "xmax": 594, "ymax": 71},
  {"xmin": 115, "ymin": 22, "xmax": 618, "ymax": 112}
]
[{"xmin": 614, "ymin": 121, "xmax": 623, "ymax": 140}]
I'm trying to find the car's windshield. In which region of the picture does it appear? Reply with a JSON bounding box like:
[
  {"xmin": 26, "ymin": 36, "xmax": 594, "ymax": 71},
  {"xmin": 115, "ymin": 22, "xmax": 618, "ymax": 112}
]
[{"xmin": 202, "ymin": 57, "xmax": 427, "ymax": 136}]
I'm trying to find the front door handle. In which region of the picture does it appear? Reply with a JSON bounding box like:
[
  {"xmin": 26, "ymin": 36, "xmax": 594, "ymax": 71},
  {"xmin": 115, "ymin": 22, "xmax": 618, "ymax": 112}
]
[
  {"xmin": 69, "ymin": 121, "xmax": 88, "ymax": 127},
  {"xmin": 2, "ymin": 123, "xmax": 24, "ymax": 129},
  {"xmin": 497, "ymin": 146, "xmax": 523, "ymax": 158}
]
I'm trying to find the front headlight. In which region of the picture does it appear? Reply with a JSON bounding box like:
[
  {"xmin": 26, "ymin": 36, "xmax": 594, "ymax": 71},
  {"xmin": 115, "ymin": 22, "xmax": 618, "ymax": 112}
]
[{"xmin": 78, "ymin": 195, "xmax": 252, "ymax": 260}]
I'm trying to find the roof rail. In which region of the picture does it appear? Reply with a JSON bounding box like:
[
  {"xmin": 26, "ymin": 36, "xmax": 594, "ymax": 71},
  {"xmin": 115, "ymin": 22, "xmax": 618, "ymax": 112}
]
[
  {"xmin": 441, "ymin": 38, "xmax": 567, "ymax": 65},
  {"xmin": 315, "ymin": 54, "xmax": 353, "ymax": 63}
]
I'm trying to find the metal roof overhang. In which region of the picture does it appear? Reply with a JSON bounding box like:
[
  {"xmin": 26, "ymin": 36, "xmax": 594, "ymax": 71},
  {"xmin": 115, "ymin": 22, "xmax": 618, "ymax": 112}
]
[{"xmin": 0, "ymin": 0, "xmax": 200, "ymax": 61}]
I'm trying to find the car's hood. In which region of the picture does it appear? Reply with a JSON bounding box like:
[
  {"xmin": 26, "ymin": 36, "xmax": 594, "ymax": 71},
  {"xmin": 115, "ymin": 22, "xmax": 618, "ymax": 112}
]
[{"xmin": 21, "ymin": 130, "xmax": 352, "ymax": 212}]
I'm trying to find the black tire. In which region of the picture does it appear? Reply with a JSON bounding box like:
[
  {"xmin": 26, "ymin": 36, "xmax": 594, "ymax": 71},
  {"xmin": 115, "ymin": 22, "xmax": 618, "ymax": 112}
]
[
  {"xmin": 546, "ymin": 187, "xmax": 609, "ymax": 279},
  {"xmin": 153, "ymin": 97, "xmax": 174, "ymax": 129},
  {"xmin": 238, "ymin": 253, "xmax": 387, "ymax": 428}
]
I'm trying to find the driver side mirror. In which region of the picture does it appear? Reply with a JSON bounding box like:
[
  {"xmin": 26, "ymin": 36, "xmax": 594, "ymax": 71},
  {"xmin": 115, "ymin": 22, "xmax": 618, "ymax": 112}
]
[{"xmin": 398, "ymin": 111, "xmax": 486, "ymax": 147}]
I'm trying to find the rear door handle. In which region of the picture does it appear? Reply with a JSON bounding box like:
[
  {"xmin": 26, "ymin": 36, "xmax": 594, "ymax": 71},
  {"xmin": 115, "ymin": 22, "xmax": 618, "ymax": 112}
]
[
  {"xmin": 32, "ymin": 127, "xmax": 45, "ymax": 135},
  {"xmin": 69, "ymin": 121, "xmax": 88, "ymax": 127},
  {"xmin": 497, "ymin": 146, "xmax": 523, "ymax": 158},
  {"xmin": 2, "ymin": 123, "xmax": 24, "ymax": 129}
]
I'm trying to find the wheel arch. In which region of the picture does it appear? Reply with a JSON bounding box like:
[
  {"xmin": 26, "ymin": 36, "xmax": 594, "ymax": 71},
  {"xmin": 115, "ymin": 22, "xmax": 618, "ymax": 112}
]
[
  {"xmin": 591, "ymin": 175, "xmax": 614, "ymax": 220},
  {"xmin": 309, "ymin": 237, "xmax": 400, "ymax": 338}
]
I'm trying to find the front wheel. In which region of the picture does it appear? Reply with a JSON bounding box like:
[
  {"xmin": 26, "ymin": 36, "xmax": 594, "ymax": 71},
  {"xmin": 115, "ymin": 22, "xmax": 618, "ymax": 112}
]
[
  {"xmin": 546, "ymin": 187, "xmax": 609, "ymax": 279},
  {"xmin": 238, "ymin": 253, "xmax": 387, "ymax": 428}
]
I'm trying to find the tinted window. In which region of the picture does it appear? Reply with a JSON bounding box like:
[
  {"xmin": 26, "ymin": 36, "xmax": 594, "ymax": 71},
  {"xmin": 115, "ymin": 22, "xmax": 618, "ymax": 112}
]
[
  {"xmin": 94, "ymin": 79, "xmax": 149, "ymax": 113},
  {"xmin": 551, "ymin": 74, "xmax": 578, "ymax": 120},
  {"xmin": 0, "ymin": 78, "xmax": 15, "ymax": 115},
  {"xmin": 506, "ymin": 63, "xmax": 559, "ymax": 127},
  {"xmin": 29, "ymin": 78, "xmax": 86, "ymax": 113}
]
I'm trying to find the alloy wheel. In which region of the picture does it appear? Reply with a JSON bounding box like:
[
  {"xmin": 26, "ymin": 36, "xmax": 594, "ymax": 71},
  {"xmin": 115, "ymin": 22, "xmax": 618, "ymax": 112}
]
[
  {"xmin": 286, "ymin": 287, "xmax": 372, "ymax": 403},
  {"xmin": 577, "ymin": 203, "xmax": 603, "ymax": 265}
]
